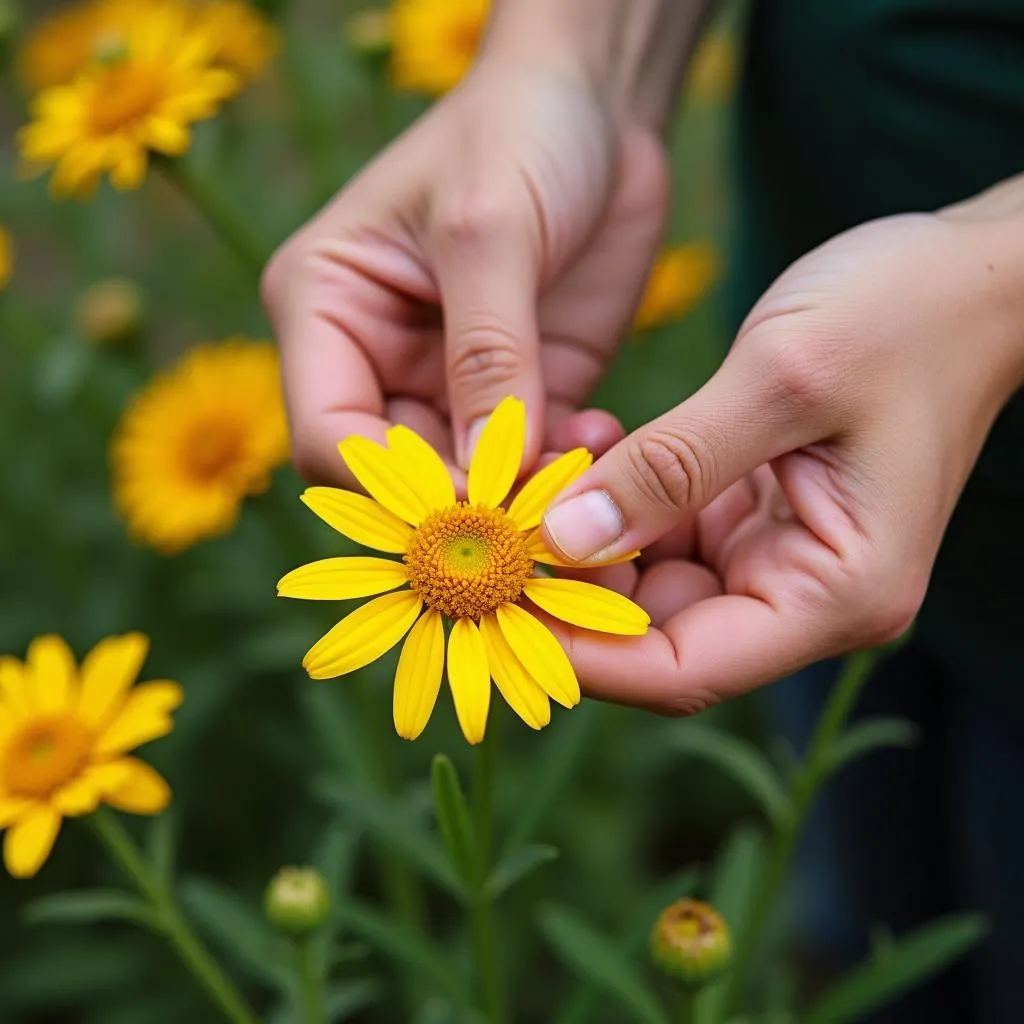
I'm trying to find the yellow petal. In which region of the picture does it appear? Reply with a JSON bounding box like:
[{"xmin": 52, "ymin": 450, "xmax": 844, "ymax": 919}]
[
  {"xmin": 52, "ymin": 762, "xmax": 130, "ymax": 817},
  {"xmin": 303, "ymin": 591, "xmax": 422, "ymax": 679},
  {"xmin": 78, "ymin": 633, "xmax": 149, "ymax": 729},
  {"xmin": 0, "ymin": 657, "xmax": 31, "ymax": 716},
  {"xmin": 301, "ymin": 487, "xmax": 413, "ymax": 553},
  {"xmin": 0, "ymin": 796, "xmax": 35, "ymax": 828},
  {"xmin": 507, "ymin": 449, "xmax": 592, "ymax": 531},
  {"xmin": 387, "ymin": 425, "xmax": 456, "ymax": 509},
  {"xmin": 446, "ymin": 618, "xmax": 490, "ymax": 745},
  {"xmin": 495, "ymin": 604, "xmax": 580, "ymax": 709},
  {"xmin": 27, "ymin": 635, "xmax": 76, "ymax": 712},
  {"xmin": 467, "ymin": 396, "xmax": 526, "ymax": 508},
  {"xmin": 278, "ymin": 557, "xmax": 409, "ymax": 600},
  {"xmin": 338, "ymin": 436, "xmax": 431, "ymax": 525},
  {"xmin": 104, "ymin": 758, "xmax": 172, "ymax": 815},
  {"xmin": 4, "ymin": 806, "xmax": 61, "ymax": 878},
  {"xmin": 523, "ymin": 578, "xmax": 650, "ymax": 636},
  {"xmin": 393, "ymin": 609, "xmax": 444, "ymax": 741},
  {"xmin": 524, "ymin": 529, "xmax": 641, "ymax": 567},
  {"xmin": 479, "ymin": 614, "xmax": 550, "ymax": 730},
  {"xmin": 94, "ymin": 681, "xmax": 183, "ymax": 757}
]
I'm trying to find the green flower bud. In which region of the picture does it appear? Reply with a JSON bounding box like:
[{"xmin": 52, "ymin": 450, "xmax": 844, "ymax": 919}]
[
  {"xmin": 264, "ymin": 866, "xmax": 332, "ymax": 937},
  {"xmin": 650, "ymin": 899, "xmax": 731, "ymax": 988},
  {"xmin": 74, "ymin": 278, "xmax": 144, "ymax": 347}
]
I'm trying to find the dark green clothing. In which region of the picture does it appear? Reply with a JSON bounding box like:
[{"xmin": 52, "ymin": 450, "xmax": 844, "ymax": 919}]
[{"xmin": 728, "ymin": 0, "xmax": 1024, "ymax": 715}]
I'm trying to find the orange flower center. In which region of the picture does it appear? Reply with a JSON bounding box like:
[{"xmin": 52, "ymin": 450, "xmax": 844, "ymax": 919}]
[
  {"xmin": 183, "ymin": 423, "xmax": 247, "ymax": 484},
  {"xmin": 89, "ymin": 62, "xmax": 164, "ymax": 134},
  {"xmin": 404, "ymin": 503, "xmax": 533, "ymax": 619},
  {"xmin": 4, "ymin": 715, "xmax": 91, "ymax": 798}
]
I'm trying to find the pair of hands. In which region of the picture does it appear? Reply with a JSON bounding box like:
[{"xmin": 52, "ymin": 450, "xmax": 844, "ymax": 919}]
[{"xmin": 262, "ymin": 63, "xmax": 1023, "ymax": 714}]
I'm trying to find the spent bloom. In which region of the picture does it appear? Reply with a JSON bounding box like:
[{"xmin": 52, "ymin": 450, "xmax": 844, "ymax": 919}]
[
  {"xmin": 278, "ymin": 396, "xmax": 649, "ymax": 745},
  {"xmin": 0, "ymin": 633, "xmax": 180, "ymax": 878},
  {"xmin": 633, "ymin": 244, "xmax": 719, "ymax": 333},
  {"xmin": 17, "ymin": 2, "xmax": 239, "ymax": 197},
  {"xmin": 112, "ymin": 339, "xmax": 289, "ymax": 554},
  {"xmin": 650, "ymin": 899, "xmax": 732, "ymax": 987},
  {"xmin": 389, "ymin": 0, "xmax": 488, "ymax": 96},
  {"xmin": 0, "ymin": 226, "xmax": 11, "ymax": 290}
]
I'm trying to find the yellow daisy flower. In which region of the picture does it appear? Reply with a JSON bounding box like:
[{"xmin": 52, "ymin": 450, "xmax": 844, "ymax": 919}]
[
  {"xmin": 279, "ymin": 397, "xmax": 649, "ymax": 745},
  {"xmin": 633, "ymin": 243, "xmax": 720, "ymax": 333},
  {"xmin": 389, "ymin": 0, "xmax": 488, "ymax": 96},
  {"xmin": 17, "ymin": 3, "xmax": 239, "ymax": 198},
  {"xmin": 0, "ymin": 633, "xmax": 180, "ymax": 878},
  {"xmin": 189, "ymin": 0, "xmax": 278, "ymax": 81},
  {"xmin": 112, "ymin": 339, "xmax": 289, "ymax": 555},
  {"xmin": 0, "ymin": 226, "xmax": 12, "ymax": 290}
]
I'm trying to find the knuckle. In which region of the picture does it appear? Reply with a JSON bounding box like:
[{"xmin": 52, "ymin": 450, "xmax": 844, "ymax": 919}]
[
  {"xmin": 835, "ymin": 556, "xmax": 925, "ymax": 647},
  {"xmin": 760, "ymin": 336, "xmax": 842, "ymax": 417},
  {"xmin": 448, "ymin": 325, "xmax": 525, "ymax": 390},
  {"xmin": 434, "ymin": 195, "xmax": 512, "ymax": 248},
  {"xmin": 627, "ymin": 426, "xmax": 712, "ymax": 513},
  {"xmin": 660, "ymin": 689, "xmax": 719, "ymax": 718}
]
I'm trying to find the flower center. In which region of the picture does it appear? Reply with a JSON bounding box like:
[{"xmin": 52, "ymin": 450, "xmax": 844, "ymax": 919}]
[
  {"xmin": 404, "ymin": 503, "xmax": 533, "ymax": 619},
  {"xmin": 89, "ymin": 63, "xmax": 164, "ymax": 134},
  {"xmin": 452, "ymin": 17, "xmax": 482, "ymax": 56},
  {"xmin": 4, "ymin": 715, "xmax": 92, "ymax": 798},
  {"xmin": 184, "ymin": 423, "xmax": 247, "ymax": 484}
]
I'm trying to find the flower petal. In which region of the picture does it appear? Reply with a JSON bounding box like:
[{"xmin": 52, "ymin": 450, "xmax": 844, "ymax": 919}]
[
  {"xmin": 523, "ymin": 578, "xmax": 650, "ymax": 636},
  {"xmin": 104, "ymin": 758, "xmax": 172, "ymax": 815},
  {"xmin": 338, "ymin": 436, "xmax": 431, "ymax": 525},
  {"xmin": 27, "ymin": 635, "xmax": 76, "ymax": 712},
  {"xmin": 507, "ymin": 449, "xmax": 592, "ymax": 531},
  {"xmin": 4, "ymin": 806, "xmax": 61, "ymax": 878},
  {"xmin": 52, "ymin": 762, "xmax": 130, "ymax": 817},
  {"xmin": 301, "ymin": 487, "xmax": 413, "ymax": 553},
  {"xmin": 0, "ymin": 657, "xmax": 31, "ymax": 716},
  {"xmin": 393, "ymin": 609, "xmax": 444, "ymax": 741},
  {"xmin": 278, "ymin": 557, "xmax": 409, "ymax": 601},
  {"xmin": 524, "ymin": 529, "xmax": 640, "ymax": 567},
  {"xmin": 467, "ymin": 396, "xmax": 526, "ymax": 508},
  {"xmin": 447, "ymin": 618, "xmax": 490, "ymax": 745},
  {"xmin": 78, "ymin": 633, "xmax": 149, "ymax": 729},
  {"xmin": 94, "ymin": 681, "xmax": 183, "ymax": 757},
  {"xmin": 479, "ymin": 614, "xmax": 550, "ymax": 730},
  {"xmin": 495, "ymin": 604, "xmax": 580, "ymax": 709},
  {"xmin": 387, "ymin": 425, "xmax": 456, "ymax": 509},
  {"xmin": 303, "ymin": 591, "xmax": 423, "ymax": 679},
  {"xmin": 0, "ymin": 796, "xmax": 36, "ymax": 828}
]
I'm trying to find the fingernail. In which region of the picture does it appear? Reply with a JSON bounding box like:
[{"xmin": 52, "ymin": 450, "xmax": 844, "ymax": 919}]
[
  {"xmin": 543, "ymin": 490, "xmax": 624, "ymax": 562},
  {"xmin": 462, "ymin": 416, "xmax": 488, "ymax": 469}
]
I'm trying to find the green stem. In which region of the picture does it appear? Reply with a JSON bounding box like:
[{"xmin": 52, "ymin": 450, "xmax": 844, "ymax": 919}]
[
  {"xmin": 678, "ymin": 990, "xmax": 696, "ymax": 1024},
  {"xmin": 89, "ymin": 808, "xmax": 259, "ymax": 1024},
  {"xmin": 158, "ymin": 158, "xmax": 270, "ymax": 277},
  {"xmin": 471, "ymin": 728, "xmax": 507, "ymax": 1024},
  {"xmin": 722, "ymin": 651, "xmax": 877, "ymax": 1015},
  {"xmin": 295, "ymin": 938, "xmax": 325, "ymax": 1024}
]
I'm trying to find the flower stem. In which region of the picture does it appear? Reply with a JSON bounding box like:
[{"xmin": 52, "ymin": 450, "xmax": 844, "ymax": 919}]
[
  {"xmin": 295, "ymin": 937, "xmax": 325, "ymax": 1024},
  {"xmin": 89, "ymin": 807, "xmax": 259, "ymax": 1024},
  {"xmin": 678, "ymin": 990, "xmax": 697, "ymax": 1024},
  {"xmin": 158, "ymin": 157, "xmax": 269, "ymax": 278}
]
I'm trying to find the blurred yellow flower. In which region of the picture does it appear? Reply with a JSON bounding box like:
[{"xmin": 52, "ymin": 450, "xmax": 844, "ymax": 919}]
[
  {"xmin": 0, "ymin": 226, "xmax": 12, "ymax": 290},
  {"xmin": 685, "ymin": 29, "xmax": 738, "ymax": 105},
  {"xmin": 190, "ymin": 0, "xmax": 277, "ymax": 80},
  {"xmin": 278, "ymin": 396, "xmax": 648, "ymax": 745},
  {"xmin": 17, "ymin": 4, "xmax": 239, "ymax": 198},
  {"xmin": 390, "ymin": 0, "xmax": 488, "ymax": 96},
  {"xmin": 633, "ymin": 243, "xmax": 719, "ymax": 332},
  {"xmin": 0, "ymin": 633, "xmax": 180, "ymax": 878},
  {"xmin": 75, "ymin": 277, "xmax": 145, "ymax": 346},
  {"xmin": 346, "ymin": 7, "xmax": 392, "ymax": 58},
  {"xmin": 113, "ymin": 339, "xmax": 289, "ymax": 554}
]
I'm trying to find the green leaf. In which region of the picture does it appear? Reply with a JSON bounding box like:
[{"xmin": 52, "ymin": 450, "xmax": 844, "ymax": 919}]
[
  {"xmin": 303, "ymin": 687, "xmax": 373, "ymax": 785},
  {"xmin": 664, "ymin": 725, "xmax": 792, "ymax": 830},
  {"xmin": 146, "ymin": 810, "xmax": 178, "ymax": 888},
  {"xmin": 339, "ymin": 897, "xmax": 469, "ymax": 1007},
  {"xmin": 317, "ymin": 778, "xmax": 464, "ymax": 899},
  {"xmin": 311, "ymin": 818, "xmax": 360, "ymax": 902},
  {"xmin": 431, "ymin": 754, "xmax": 480, "ymax": 889},
  {"xmin": 180, "ymin": 875, "xmax": 291, "ymax": 989},
  {"xmin": 807, "ymin": 914, "xmax": 988, "ymax": 1024},
  {"xmin": 539, "ymin": 905, "xmax": 669, "ymax": 1024},
  {"xmin": 325, "ymin": 978, "xmax": 381, "ymax": 1021},
  {"xmin": 825, "ymin": 717, "xmax": 919, "ymax": 776},
  {"xmin": 484, "ymin": 844, "xmax": 559, "ymax": 900},
  {"xmin": 22, "ymin": 890, "xmax": 155, "ymax": 929}
]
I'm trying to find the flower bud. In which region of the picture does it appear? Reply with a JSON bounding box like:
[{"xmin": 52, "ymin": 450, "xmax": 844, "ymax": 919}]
[
  {"xmin": 264, "ymin": 866, "xmax": 331, "ymax": 937},
  {"xmin": 74, "ymin": 278, "xmax": 144, "ymax": 346},
  {"xmin": 345, "ymin": 8, "xmax": 391, "ymax": 59},
  {"xmin": 650, "ymin": 899, "xmax": 731, "ymax": 988}
]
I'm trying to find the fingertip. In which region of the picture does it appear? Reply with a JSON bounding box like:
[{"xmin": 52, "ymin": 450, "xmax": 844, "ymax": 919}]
[{"xmin": 550, "ymin": 408, "xmax": 624, "ymax": 457}]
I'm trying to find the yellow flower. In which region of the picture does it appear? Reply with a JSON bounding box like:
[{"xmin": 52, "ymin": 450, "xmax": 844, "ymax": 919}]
[
  {"xmin": 0, "ymin": 226, "xmax": 12, "ymax": 290},
  {"xmin": 190, "ymin": 0, "xmax": 277, "ymax": 81},
  {"xmin": 279, "ymin": 397, "xmax": 649, "ymax": 745},
  {"xmin": 389, "ymin": 0, "xmax": 488, "ymax": 96},
  {"xmin": 0, "ymin": 633, "xmax": 180, "ymax": 878},
  {"xmin": 633, "ymin": 244, "xmax": 719, "ymax": 333},
  {"xmin": 17, "ymin": 3, "xmax": 239, "ymax": 198},
  {"xmin": 685, "ymin": 30, "xmax": 738, "ymax": 105},
  {"xmin": 112, "ymin": 339, "xmax": 289, "ymax": 554}
]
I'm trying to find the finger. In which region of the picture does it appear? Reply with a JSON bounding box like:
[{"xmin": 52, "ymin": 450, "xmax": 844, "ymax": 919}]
[
  {"xmin": 548, "ymin": 408, "xmax": 625, "ymax": 457},
  {"xmin": 540, "ymin": 341, "xmax": 836, "ymax": 563},
  {"xmin": 429, "ymin": 192, "xmax": 544, "ymax": 469},
  {"xmin": 631, "ymin": 560, "xmax": 721, "ymax": 628}
]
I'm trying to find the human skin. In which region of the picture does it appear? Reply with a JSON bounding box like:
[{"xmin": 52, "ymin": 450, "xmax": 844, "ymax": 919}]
[{"xmin": 262, "ymin": 2, "xmax": 1024, "ymax": 713}]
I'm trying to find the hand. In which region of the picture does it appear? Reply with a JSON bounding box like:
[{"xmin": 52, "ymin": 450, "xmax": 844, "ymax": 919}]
[
  {"xmin": 541, "ymin": 210, "xmax": 1024, "ymax": 713},
  {"xmin": 261, "ymin": 60, "xmax": 669, "ymax": 483}
]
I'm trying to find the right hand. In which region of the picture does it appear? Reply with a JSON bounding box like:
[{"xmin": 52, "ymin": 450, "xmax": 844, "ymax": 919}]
[{"xmin": 261, "ymin": 59, "xmax": 669, "ymax": 484}]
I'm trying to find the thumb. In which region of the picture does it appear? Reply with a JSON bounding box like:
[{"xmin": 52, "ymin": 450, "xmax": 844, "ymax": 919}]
[
  {"xmin": 540, "ymin": 343, "xmax": 832, "ymax": 562},
  {"xmin": 430, "ymin": 195, "xmax": 544, "ymax": 469}
]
